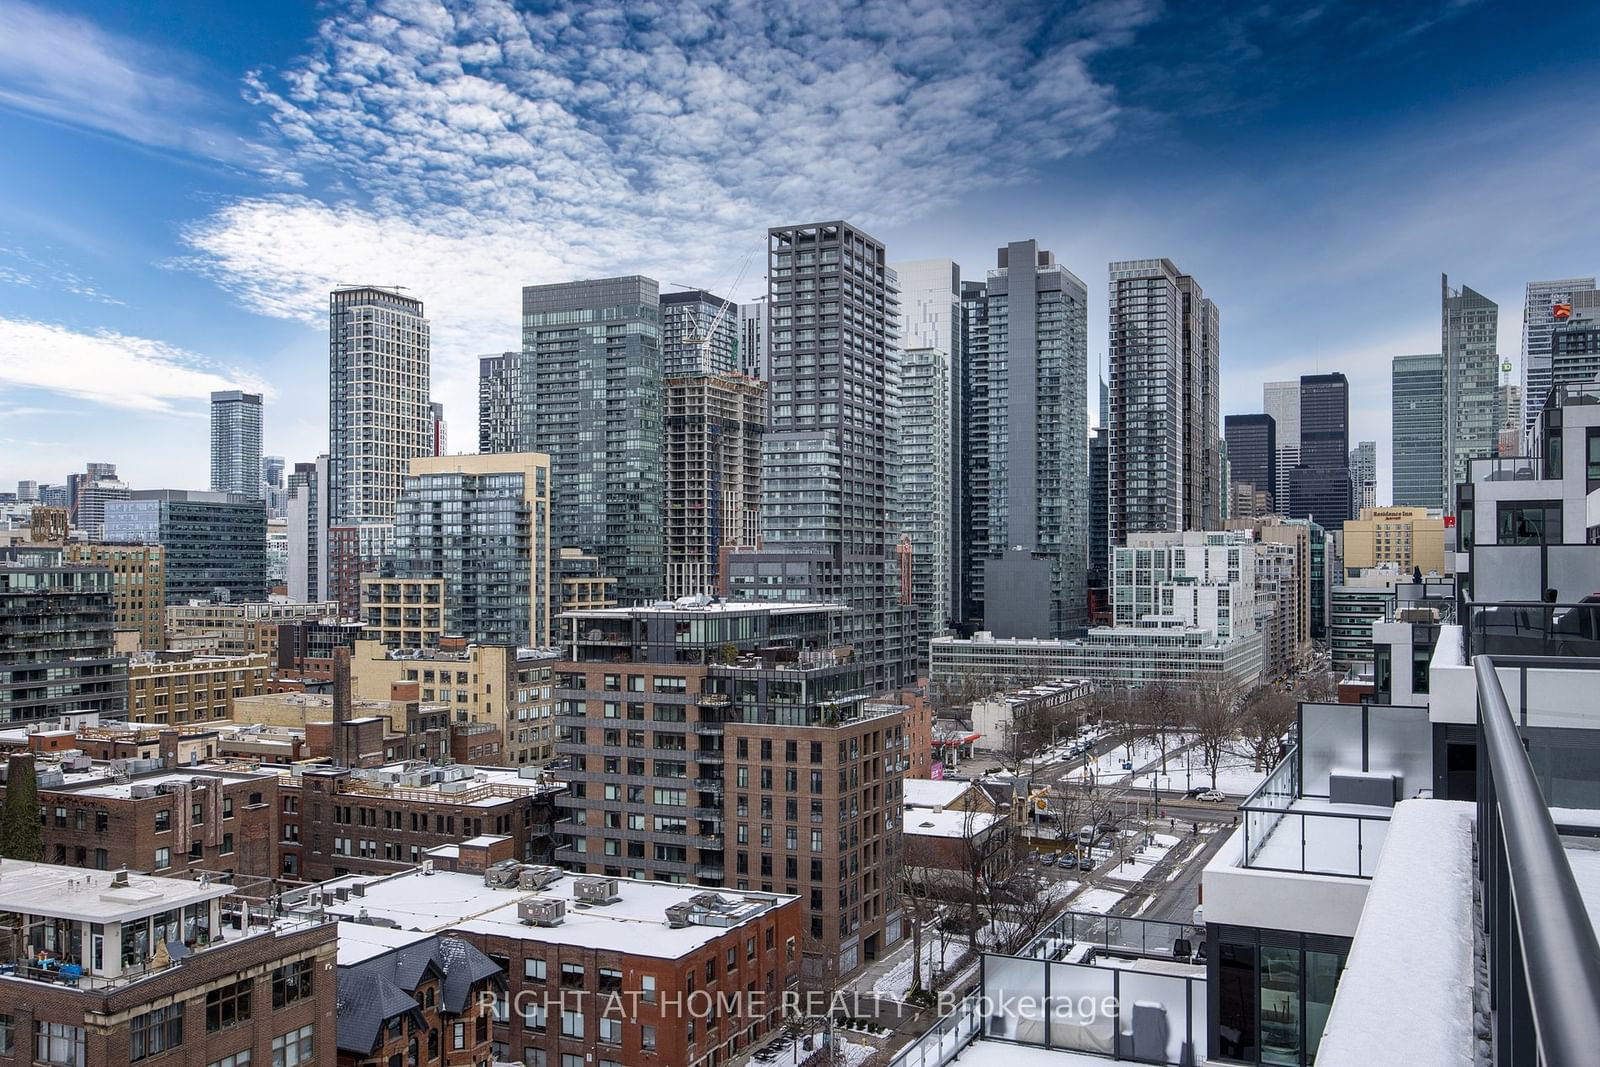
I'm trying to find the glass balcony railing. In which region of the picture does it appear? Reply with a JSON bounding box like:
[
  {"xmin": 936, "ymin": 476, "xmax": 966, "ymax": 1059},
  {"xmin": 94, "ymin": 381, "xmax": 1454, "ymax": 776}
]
[{"xmin": 1468, "ymin": 602, "xmax": 1600, "ymax": 659}]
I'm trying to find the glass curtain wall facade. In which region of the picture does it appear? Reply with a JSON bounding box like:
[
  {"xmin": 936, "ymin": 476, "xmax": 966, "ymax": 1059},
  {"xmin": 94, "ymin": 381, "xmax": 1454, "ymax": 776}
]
[
  {"xmin": 477, "ymin": 351, "xmax": 521, "ymax": 454},
  {"xmin": 1441, "ymin": 276, "xmax": 1499, "ymax": 507},
  {"xmin": 209, "ymin": 390, "xmax": 264, "ymax": 499},
  {"xmin": 1392, "ymin": 354, "xmax": 1445, "ymax": 509},
  {"xmin": 104, "ymin": 491, "xmax": 267, "ymax": 604},
  {"xmin": 520, "ymin": 276, "xmax": 664, "ymax": 604},
  {"xmin": 1522, "ymin": 277, "xmax": 1595, "ymax": 434}
]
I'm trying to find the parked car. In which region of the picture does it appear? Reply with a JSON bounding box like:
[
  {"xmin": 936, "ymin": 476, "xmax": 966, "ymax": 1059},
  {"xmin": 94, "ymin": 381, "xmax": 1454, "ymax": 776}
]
[
  {"xmin": 1195, "ymin": 790, "xmax": 1228, "ymax": 803},
  {"xmin": 1078, "ymin": 854, "xmax": 1096, "ymax": 872},
  {"xmin": 1060, "ymin": 852, "xmax": 1078, "ymax": 871}
]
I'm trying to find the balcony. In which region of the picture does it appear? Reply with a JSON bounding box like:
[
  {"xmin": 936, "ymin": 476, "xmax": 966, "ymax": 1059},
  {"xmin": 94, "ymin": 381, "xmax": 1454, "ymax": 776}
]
[{"xmin": 1467, "ymin": 601, "xmax": 1600, "ymax": 658}]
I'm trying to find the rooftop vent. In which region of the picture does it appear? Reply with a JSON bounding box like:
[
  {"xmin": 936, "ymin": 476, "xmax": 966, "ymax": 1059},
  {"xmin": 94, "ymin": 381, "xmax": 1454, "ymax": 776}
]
[
  {"xmin": 518, "ymin": 865, "xmax": 563, "ymax": 891},
  {"xmin": 573, "ymin": 876, "xmax": 620, "ymax": 905},
  {"xmin": 484, "ymin": 860, "xmax": 522, "ymax": 889},
  {"xmin": 518, "ymin": 898, "xmax": 566, "ymax": 927}
]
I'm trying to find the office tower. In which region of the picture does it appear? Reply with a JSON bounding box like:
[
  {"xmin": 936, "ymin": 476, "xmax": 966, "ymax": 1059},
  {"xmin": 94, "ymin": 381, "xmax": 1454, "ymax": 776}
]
[
  {"xmin": 1262, "ymin": 381, "xmax": 1300, "ymax": 508},
  {"xmin": 1107, "ymin": 257, "xmax": 1220, "ymax": 545},
  {"xmin": 738, "ymin": 300, "xmax": 770, "ymax": 379},
  {"xmin": 1521, "ymin": 277, "xmax": 1595, "ymax": 432},
  {"xmin": 1391, "ymin": 354, "xmax": 1445, "ymax": 509},
  {"xmin": 71, "ymin": 468, "xmax": 130, "ymax": 540},
  {"xmin": 1441, "ymin": 275, "xmax": 1499, "ymax": 503},
  {"xmin": 68, "ymin": 461, "xmax": 118, "ymax": 521},
  {"xmin": 1495, "ymin": 384, "xmax": 1522, "ymax": 456},
  {"xmin": 16, "ymin": 481, "xmax": 37, "ymax": 502},
  {"xmin": 1288, "ymin": 373, "xmax": 1353, "ymax": 528},
  {"xmin": 662, "ymin": 289, "xmax": 738, "ymax": 376},
  {"xmin": 552, "ymin": 600, "xmax": 906, "ymax": 976},
  {"xmin": 477, "ymin": 351, "xmax": 521, "ymax": 454},
  {"xmin": 726, "ymin": 222, "xmax": 915, "ymax": 690},
  {"xmin": 664, "ymin": 373, "xmax": 765, "ymax": 599},
  {"xmin": 1, "ymin": 546, "xmax": 128, "ymax": 722},
  {"xmin": 1550, "ymin": 292, "xmax": 1600, "ymax": 390},
  {"xmin": 521, "ymin": 276, "xmax": 664, "ymax": 604},
  {"xmin": 1088, "ymin": 378, "xmax": 1111, "ymax": 619},
  {"xmin": 891, "ymin": 258, "xmax": 962, "ymax": 651},
  {"xmin": 374, "ymin": 453, "xmax": 553, "ymax": 647},
  {"xmin": 261, "ymin": 454, "xmax": 287, "ymax": 518},
  {"xmin": 286, "ymin": 456, "xmax": 330, "ymax": 603},
  {"xmin": 429, "ymin": 400, "xmax": 447, "ymax": 456},
  {"xmin": 209, "ymin": 390, "xmax": 264, "ymax": 498},
  {"xmin": 104, "ymin": 490, "xmax": 268, "ymax": 604},
  {"xmin": 960, "ymin": 279, "xmax": 990, "ymax": 625},
  {"xmin": 1224, "ymin": 413, "xmax": 1278, "ymax": 509},
  {"xmin": 1350, "ymin": 440, "xmax": 1377, "ymax": 511},
  {"xmin": 38, "ymin": 484, "xmax": 68, "ymax": 509},
  {"xmin": 963, "ymin": 241, "xmax": 1089, "ymax": 637}
]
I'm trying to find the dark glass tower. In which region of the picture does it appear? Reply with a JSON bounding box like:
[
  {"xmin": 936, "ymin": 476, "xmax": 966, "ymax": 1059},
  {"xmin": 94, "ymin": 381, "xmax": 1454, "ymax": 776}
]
[
  {"xmin": 520, "ymin": 276, "xmax": 664, "ymax": 604},
  {"xmin": 1224, "ymin": 413, "xmax": 1278, "ymax": 508},
  {"xmin": 1288, "ymin": 373, "xmax": 1353, "ymax": 528}
]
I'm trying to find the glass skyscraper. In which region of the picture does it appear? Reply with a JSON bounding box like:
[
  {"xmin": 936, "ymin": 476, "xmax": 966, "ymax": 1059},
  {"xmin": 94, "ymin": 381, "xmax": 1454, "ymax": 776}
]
[
  {"xmin": 1521, "ymin": 277, "xmax": 1595, "ymax": 434},
  {"xmin": 661, "ymin": 289, "xmax": 738, "ymax": 376},
  {"xmin": 965, "ymin": 240, "xmax": 1089, "ymax": 638},
  {"xmin": 520, "ymin": 276, "xmax": 664, "ymax": 604},
  {"xmin": 726, "ymin": 221, "xmax": 915, "ymax": 691},
  {"xmin": 210, "ymin": 390, "xmax": 264, "ymax": 499},
  {"xmin": 104, "ymin": 490, "xmax": 268, "ymax": 604},
  {"xmin": 477, "ymin": 351, "xmax": 521, "ymax": 455},
  {"xmin": 1392, "ymin": 354, "xmax": 1445, "ymax": 509},
  {"xmin": 1441, "ymin": 275, "xmax": 1499, "ymax": 506},
  {"xmin": 1288, "ymin": 373, "xmax": 1353, "ymax": 529}
]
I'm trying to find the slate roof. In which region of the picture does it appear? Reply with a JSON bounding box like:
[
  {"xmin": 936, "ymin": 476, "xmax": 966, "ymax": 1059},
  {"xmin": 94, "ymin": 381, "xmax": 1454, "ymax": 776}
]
[{"xmin": 336, "ymin": 929, "xmax": 506, "ymax": 1055}]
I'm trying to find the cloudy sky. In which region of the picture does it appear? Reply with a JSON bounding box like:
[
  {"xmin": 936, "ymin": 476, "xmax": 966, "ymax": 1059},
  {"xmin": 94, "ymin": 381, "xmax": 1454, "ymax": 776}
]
[{"xmin": 2, "ymin": 0, "xmax": 1598, "ymax": 506}]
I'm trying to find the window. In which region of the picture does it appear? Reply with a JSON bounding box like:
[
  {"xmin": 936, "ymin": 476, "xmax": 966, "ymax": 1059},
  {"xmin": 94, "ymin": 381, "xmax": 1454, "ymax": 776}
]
[
  {"xmin": 640, "ymin": 975, "xmax": 656, "ymax": 1002},
  {"xmin": 559, "ymin": 1012, "xmax": 583, "ymax": 1039},
  {"xmin": 561, "ymin": 962, "xmax": 585, "ymax": 987},
  {"xmin": 641, "ymin": 1025, "xmax": 656, "ymax": 1051},
  {"xmin": 207, "ymin": 978, "xmax": 253, "ymax": 1032},
  {"xmin": 223, "ymin": 797, "xmax": 234, "ymax": 819},
  {"xmin": 207, "ymin": 1053, "xmax": 250, "ymax": 1067},
  {"xmin": 523, "ymin": 957, "xmax": 547, "ymax": 981},
  {"xmin": 154, "ymin": 809, "xmax": 171, "ymax": 833},
  {"xmin": 1497, "ymin": 500, "xmax": 1561, "ymax": 545},
  {"xmin": 153, "ymin": 847, "xmax": 171, "ymax": 870},
  {"xmin": 453, "ymin": 1024, "xmax": 466, "ymax": 1051},
  {"xmin": 522, "ymin": 1004, "xmax": 546, "ymax": 1032},
  {"xmin": 272, "ymin": 959, "xmax": 313, "ymax": 1008},
  {"xmin": 130, "ymin": 1005, "xmax": 183, "ymax": 1061},
  {"xmin": 0, "ymin": 1015, "xmax": 12, "ymax": 1055},
  {"xmin": 598, "ymin": 1017, "xmax": 622, "ymax": 1044},
  {"xmin": 36, "ymin": 1023, "xmax": 85, "ymax": 1067}
]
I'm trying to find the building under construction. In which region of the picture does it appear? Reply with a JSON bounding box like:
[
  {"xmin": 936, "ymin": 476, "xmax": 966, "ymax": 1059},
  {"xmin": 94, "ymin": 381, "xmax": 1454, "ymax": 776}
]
[{"xmin": 664, "ymin": 372, "xmax": 765, "ymax": 599}]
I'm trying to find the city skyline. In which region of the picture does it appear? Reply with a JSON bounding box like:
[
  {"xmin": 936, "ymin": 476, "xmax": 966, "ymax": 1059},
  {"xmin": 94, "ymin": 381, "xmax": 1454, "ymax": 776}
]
[{"xmin": 3, "ymin": 2, "xmax": 1600, "ymax": 506}]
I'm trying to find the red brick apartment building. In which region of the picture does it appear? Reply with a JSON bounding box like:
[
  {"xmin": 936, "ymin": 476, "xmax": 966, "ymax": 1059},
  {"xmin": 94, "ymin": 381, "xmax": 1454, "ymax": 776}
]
[
  {"xmin": 295, "ymin": 849, "xmax": 802, "ymax": 1067},
  {"xmin": 0, "ymin": 860, "xmax": 336, "ymax": 1067}
]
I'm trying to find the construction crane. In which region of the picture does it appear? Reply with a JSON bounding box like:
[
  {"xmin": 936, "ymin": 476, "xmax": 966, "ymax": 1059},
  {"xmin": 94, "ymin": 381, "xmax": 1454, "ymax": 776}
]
[{"xmin": 671, "ymin": 243, "xmax": 759, "ymax": 354}]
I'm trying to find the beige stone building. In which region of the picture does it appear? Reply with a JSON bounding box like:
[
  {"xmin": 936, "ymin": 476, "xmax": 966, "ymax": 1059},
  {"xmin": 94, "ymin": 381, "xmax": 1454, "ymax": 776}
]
[
  {"xmin": 127, "ymin": 652, "xmax": 270, "ymax": 726},
  {"xmin": 347, "ymin": 637, "xmax": 560, "ymax": 765},
  {"xmin": 1344, "ymin": 506, "xmax": 1446, "ymax": 578},
  {"xmin": 360, "ymin": 575, "xmax": 445, "ymax": 648}
]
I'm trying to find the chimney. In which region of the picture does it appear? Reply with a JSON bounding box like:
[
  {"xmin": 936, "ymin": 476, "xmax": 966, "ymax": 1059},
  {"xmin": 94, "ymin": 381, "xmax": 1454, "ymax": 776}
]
[
  {"xmin": 332, "ymin": 646, "xmax": 352, "ymax": 769},
  {"xmin": 158, "ymin": 730, "xmax": 179, "ymax": 769}
]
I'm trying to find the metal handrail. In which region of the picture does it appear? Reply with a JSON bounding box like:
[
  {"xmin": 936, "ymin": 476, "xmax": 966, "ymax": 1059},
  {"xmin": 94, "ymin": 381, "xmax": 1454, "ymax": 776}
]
[{"xmin": 1473, "ymin": 654, "xmax": 1600, "ymax": 1064}]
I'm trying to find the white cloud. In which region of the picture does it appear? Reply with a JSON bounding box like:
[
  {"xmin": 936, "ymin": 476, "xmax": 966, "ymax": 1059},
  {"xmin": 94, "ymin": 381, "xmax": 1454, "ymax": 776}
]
[
  {"xmin": 182, "ymin": 0, "xmax": 1159, "ymax": 438},
  {"xmin": 0, "ymin": 0, "xmax": 261, "ymax": 164},
  {"xmin": 0, "ymin": 318, "xmax": 269, "ymax": 414}
]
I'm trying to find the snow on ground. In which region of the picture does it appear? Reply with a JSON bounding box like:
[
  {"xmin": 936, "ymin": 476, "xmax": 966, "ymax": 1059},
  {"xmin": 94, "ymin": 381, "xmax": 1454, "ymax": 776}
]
[
  {"xmin": 871, "ymin": 934, "xmax": 971, "ymax": 999},
  {"xmin": 1070, "ymin": 888, "xmax": 1125, "ymax": 914},
  {"xmin": 836, "ymin": 1037, "xmax": 875, "ymax": 1067}
]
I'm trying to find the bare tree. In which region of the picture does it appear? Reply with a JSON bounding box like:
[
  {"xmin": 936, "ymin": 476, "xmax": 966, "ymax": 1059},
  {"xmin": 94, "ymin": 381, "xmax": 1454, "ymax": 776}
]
[
  {"xmin": 1141, "ymin": 682, "xmax": 1187, "ymax": 774},
  {"xmin": 1235, "ymin": 685, "xmax": 1296, "ymax": 772}
]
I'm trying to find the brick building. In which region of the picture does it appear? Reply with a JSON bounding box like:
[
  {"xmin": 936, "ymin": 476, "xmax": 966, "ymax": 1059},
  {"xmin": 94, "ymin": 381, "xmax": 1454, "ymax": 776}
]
[
  {"xmin": 273, "ymin": 763, "xmax": 563, "ymax": 883},
  {"xmin": 127, "ymin": 653, "xmax": 270, "ymax": 727},
  {"xmin": 62, "ymin": 542, "xmax": 166, "ymax": 651},
  {"xmin": 553, "ymin": 601, "xmax": 907, "ymax": 976},
  {"xmin": 3, "ymin": 757, "xmax": 282, "ymax": 879},
  {"xmin": 335, "ymin": 927, "xmax": 502, "ymax": 1067},
  {"xmin": 164, "ymin": 600, "xmax": 339, "ymax": 658},
  {"xmin": 296, "ymin": 858, "xmax": 802, "ymax": 1067},
  {"xmin": 349, "ymin": 639, "xmax": 560, "ymax": 766},
  {"xmin": 0, "ymin": 860, "xmax": 336, "ymax": 1067}
]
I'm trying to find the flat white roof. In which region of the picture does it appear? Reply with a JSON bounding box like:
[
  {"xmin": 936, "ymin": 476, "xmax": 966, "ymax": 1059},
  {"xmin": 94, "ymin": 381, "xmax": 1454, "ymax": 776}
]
[
  {"xmin": 336, "ymin": 920, "xmax": 433, "ymax": 966},
  {"xmin": 903, "ymin": 807, "xmax": 998, "ymax": 839},
  {"xmin": 902, "ymin": 779, "xmax": 969, "ymax": 810},
  {"xmin": 318, "ymin": 870, "xmax": 795, "ymax": 959},
  {"xmin": 0, "ymin": 861, "xmax": 232, "ymax": 924}
]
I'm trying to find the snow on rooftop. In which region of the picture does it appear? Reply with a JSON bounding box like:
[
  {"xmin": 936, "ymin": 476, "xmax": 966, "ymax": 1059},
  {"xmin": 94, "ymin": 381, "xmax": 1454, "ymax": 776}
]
[
  {"xmin": 1315, "ymin": 800, "xmax": 1476, "ymax": 1067},
  {"xmin": 0, "ymin": 860, "xmax": 232, "ymax": 923},
  {"xmin": 318, "ymin": 870, "xmax": 795, "ymax": 959},
  {"xmin": 903, "ymin": 807, "xmax": 998, "ymax": 839},
  {"xmin": 1564, "ymin": 841, "xmax": 1600, "ymax": 938},
  {"xmin": 336, "ymin": 920, "xmax": 433, "ymax": 966},
  {"xmin": 903, "ymin": 778, "xmax": 968, "ymax": 810}
]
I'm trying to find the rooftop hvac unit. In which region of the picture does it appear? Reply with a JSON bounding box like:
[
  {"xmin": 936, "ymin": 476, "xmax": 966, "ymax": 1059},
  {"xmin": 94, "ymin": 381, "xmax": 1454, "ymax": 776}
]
[
  {"xmin": 573, "ymin": 876, "xmax": 620, "ymax": 905},
  {"xmin": 518, "ymin": 897, "xmax": 566, "ymax": 927},
  {"xmin": 664, "ymin": 902, "xmax": 695, "ymax": 929},
  {"xmin": 129, "ymin": 783, "xmax": 156, "ymax": 799},
  {"xmin": 518, "ymin": 865, "xmax": 563, "ymax": 891},
  {"xmin": 484, "ymin": 861, "xmax": 522, "ymax": 889}
]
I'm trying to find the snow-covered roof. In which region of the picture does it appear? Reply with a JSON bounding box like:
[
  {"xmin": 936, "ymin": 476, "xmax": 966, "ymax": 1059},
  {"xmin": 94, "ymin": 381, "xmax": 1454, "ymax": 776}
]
[
  {"xmin": 902, "ymin": 778, "xmax": 969, "ymax": 810},
  {"xmin": 903, "ymin": 807, "xmax": 998, "ymax": 839},
  {"xmin": 315, "ymin": 870, "xmax": 796, "ymax": 960},
  {"xmin": 1315, "ymin": 800, "xmax": 1476, "ymax": 1067}
]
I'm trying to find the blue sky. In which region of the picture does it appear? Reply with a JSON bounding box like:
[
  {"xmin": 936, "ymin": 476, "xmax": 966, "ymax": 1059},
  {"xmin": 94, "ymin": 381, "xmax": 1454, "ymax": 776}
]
[{"xmin": 3, "ymin": 0, "xmax": 1599, "ymax": 507}]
